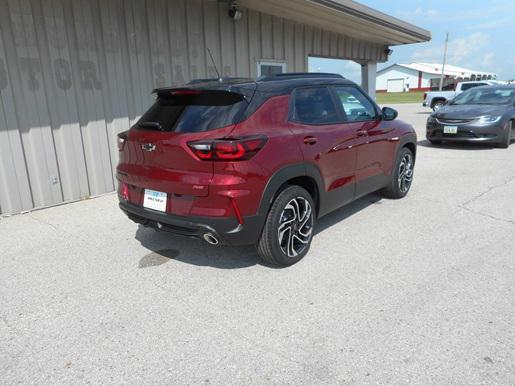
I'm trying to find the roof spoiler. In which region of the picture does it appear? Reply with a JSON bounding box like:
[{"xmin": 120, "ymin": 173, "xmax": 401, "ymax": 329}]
[{"xmin": 152, "ymin": 88, "xmax": 245, "ymax": 106}]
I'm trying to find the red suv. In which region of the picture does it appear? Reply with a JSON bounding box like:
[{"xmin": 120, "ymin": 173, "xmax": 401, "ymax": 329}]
[{"xmin": 117, "ymin": 73, "xmax": 416, "ymax": 266}]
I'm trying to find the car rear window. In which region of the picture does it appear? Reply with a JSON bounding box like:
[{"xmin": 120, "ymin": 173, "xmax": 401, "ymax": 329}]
[
  {"xmin": 461, "ymin": 83, "xmax": 486, "ymax": 91},
  {"xmin": 136, "ymin": 91, "xmax": 247, "ymax": 133}
]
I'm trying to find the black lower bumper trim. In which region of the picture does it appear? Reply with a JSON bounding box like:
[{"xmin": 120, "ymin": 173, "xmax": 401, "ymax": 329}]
[
  {"xmin": 119, "ymin": 201, "xmax": 264, "ymax": 246},
  {"xmin": 426, "ymin": 125, "xmax": 503, "ymax": 144},
  {"xmin": 427, "ymin": 134, "xmax": 500, "ymax": 143}
]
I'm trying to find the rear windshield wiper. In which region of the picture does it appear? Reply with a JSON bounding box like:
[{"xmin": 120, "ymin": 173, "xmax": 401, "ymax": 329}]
[{"xmin": 138, "ymin": 121, "xmax": 163, "ymax": 131}]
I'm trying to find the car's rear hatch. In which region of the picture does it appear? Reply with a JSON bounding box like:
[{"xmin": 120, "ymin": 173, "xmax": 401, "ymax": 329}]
[{"xmin": 117, "ymin": 84, "xmax": 255, "ymax": 201}]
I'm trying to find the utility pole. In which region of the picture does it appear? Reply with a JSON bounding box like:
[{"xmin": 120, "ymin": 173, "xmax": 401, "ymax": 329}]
[{"xmin": 439, "ymin": 32, "xmax": 449, "ymax": 91}]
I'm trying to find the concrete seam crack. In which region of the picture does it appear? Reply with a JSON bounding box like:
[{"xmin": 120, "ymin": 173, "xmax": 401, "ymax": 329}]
[
  {"xmin": 459, "ymin": 205, "xmax": 515, "ymax": 227},
  {"xmin": 461, "ymin": 173, "xmax": 515, "ymax": 208}
]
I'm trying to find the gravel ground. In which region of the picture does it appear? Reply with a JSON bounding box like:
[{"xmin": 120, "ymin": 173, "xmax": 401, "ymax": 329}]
[{"xmin": 1, "ymin": 103, "xmax": 514, "ymax": 385}]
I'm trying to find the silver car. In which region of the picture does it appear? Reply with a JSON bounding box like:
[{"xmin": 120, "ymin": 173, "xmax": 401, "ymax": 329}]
[{"xmin": 426, "ymin": 86, "xmax": 515, "ymax": 148}]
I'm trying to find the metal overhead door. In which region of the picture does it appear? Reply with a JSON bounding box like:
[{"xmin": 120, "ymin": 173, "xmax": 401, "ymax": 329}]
[{"xmin": 387, "ymin": 78, "xmax": 404, "ymax": 93}]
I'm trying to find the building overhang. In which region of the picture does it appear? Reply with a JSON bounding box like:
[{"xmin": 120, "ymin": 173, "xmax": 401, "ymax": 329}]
[{"xmin": 238, "ymin": 0, "xmax": 431, "ymax": 46}]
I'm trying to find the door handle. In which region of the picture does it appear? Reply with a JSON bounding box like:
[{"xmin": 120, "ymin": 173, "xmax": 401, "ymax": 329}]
[
  {"xmin": 303, "ymin": 136, "xmax": 318, "ymax": 145},
  {"xmin": 356, "ymin": 130, "xmax": 368, "ymax": 137}
]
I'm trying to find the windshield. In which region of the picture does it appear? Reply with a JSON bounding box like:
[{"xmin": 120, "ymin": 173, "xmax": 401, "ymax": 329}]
[{"xmin": 452, "ymin": 88, "xmax": 515, "ymax": 105}]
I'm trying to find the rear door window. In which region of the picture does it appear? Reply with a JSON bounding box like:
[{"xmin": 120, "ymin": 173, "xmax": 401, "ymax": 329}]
[{"xmin": 291, "ymin": 87, "xmax": 340, "ymax": 124}]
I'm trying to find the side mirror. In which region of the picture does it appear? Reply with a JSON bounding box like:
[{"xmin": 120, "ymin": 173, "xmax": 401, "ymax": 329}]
[{"xmin": 382, "ymin": 107, "xmax": 398, "ymax": 121}]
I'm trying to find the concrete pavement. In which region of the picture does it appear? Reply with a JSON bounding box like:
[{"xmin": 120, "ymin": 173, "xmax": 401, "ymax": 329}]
[{"xmin": 1, "ymin": 103, "xmax": 514, "ymax": 384}]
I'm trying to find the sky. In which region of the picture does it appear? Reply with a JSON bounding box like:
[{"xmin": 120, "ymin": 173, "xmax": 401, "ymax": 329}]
[{"xmin": 308, "ymin": 0, "xmax": 515, "ymax": 82}]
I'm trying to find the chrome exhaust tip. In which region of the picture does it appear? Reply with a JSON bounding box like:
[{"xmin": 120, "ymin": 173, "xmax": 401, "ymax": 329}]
[{"xmin": 203, "ymin": 233, "xmax": 219, "ymax": 245}]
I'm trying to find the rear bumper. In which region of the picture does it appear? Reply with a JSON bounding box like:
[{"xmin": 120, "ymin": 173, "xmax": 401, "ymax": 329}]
[{"xmin": 119, "ymin": 200, "xmax": 264, "ymax": 246}]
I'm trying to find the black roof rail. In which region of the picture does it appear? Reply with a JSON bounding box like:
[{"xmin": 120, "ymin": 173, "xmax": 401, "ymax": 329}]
[{"xmin": 259, "ymin": 72, "xmax": 345, "ymax": 81}]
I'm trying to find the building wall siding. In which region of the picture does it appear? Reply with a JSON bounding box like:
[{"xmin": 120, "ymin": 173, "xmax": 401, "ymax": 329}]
[{"xmin": 0, "ymin": 0, "xmax": 386, "ymax": 215}]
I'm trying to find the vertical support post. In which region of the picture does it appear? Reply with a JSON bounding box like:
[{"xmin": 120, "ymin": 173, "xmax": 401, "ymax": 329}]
[
  {"xmin": 361, "ymin": 61, "xmax": 377, "ymax": 100},
  {"xmin": 439, "ymin": 32, "xmax": 449, "ymax": 91}
]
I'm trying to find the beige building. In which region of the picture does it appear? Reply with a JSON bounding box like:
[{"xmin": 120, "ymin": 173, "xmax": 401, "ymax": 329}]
[{"xmin": 0, "ymin": 0, "xmax": 430, "ymax": 215}]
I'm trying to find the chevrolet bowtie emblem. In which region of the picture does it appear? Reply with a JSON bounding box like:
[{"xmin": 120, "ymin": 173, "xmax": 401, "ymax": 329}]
[{"xmin": 141, "ymin": 143, "xmax": 156, "ymax": 152}]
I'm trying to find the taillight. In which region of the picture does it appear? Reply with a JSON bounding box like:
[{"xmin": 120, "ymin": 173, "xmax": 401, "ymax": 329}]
[
  {"xmin": 216, "ymin": 142, "xmax": 246, "ymax": 159},
  {"xmin": 189, "ymin": 143, "xmax": 212, "ymax": 160},
  {"xmin": 117, "ymin": 131, "xmax": 128, "ymax": 151},
  {"xmin": 188, "ymin": 136, "xmax": 267, "ymax": 161},
  {"xmin": 119, "ymin": 181, "xmax": 129, "ymax": 201}
]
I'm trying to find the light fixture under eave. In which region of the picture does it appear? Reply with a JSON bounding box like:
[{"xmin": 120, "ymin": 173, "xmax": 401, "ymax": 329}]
[{"xmin": 228, "ymin": 1, "xmax": 243, "ymax": 21}]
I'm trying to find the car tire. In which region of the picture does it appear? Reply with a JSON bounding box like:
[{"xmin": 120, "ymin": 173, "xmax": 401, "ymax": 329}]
[
  {"xmin": 432, "ymin": 101, "xmax": 445, "ymax": 111},
  {"xmin": 381, "ymin": 147, "xmax": 415, "ymax": 199},
  {"xmin": 497, "ymin": 120, "xmax": 512, "ymax": 149},
  {"xmin": 256, "ymin": 185, "xmax": 315, "ymax": 267}
]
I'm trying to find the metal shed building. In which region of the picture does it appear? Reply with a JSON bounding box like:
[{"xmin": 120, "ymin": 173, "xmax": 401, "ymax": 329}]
[
  {"xmin": 377, "ymin": 62, "xmax": 497, "ymax": 92},
  {"xmin": 0, "ymin": 0, "xmax": 430, "ymax": 215}
]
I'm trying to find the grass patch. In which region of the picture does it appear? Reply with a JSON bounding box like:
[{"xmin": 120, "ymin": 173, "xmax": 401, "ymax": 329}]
[{"xmin": 376, "ymin": 91, "xmax": 425, "ymax": 104}]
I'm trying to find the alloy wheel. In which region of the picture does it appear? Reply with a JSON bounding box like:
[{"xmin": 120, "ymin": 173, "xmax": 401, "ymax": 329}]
[
  {"xmin": 277, "ymin": 197, "xmax": 314, "ymax": 257},
  {"xmin": 398, "ymin": 153, "xmax": 414, "ymax": 193}
]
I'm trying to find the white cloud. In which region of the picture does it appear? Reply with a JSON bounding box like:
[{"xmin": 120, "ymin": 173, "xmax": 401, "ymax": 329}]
[
  {"xmin": 468, "ymin": 17, "xmax": 513, "ymax": 30},
  {"xmin": 411, "ymin": 32, "xmax": 492, "ymax": 70},
  {"xmin": 449, "ymin": 0, "xmax": 515, "ymax": 23},
  {"xmin": 482, "ymin": 52, "xmax": 495, "ymax": 67},
  {"xmin": 396, "ymin": 7, "xmax": 439, "ymax": 20}
]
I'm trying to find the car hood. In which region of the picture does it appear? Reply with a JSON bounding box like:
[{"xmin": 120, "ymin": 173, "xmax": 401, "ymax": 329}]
[{"xmin": 434, "ymin": 104, "xmax": 507, "ymax": 120}]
